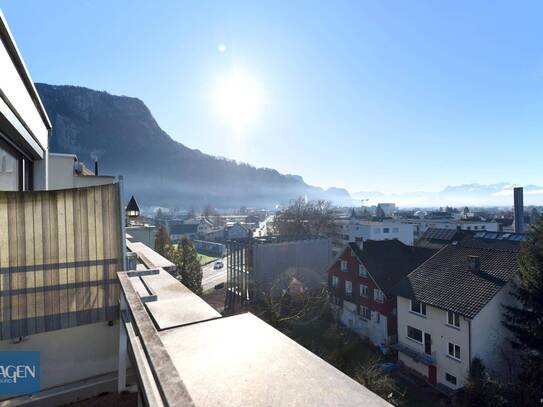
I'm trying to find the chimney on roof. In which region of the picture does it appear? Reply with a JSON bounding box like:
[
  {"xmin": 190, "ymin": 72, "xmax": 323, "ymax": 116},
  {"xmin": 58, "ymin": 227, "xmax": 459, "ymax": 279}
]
[
  {"xmin": 354, "ymin": 237, "xmax": 363, "ymax": 250},
  {"xmin": 94, "ymin": 160, "xmax": 99, "ymax": 176},
  {"xmin": 467, "ymin": 255, "xmax": 480, "ymax": 272},
  {"xmin": 514, "ymin": 187, "xmax": 524, "ymax": 233}
]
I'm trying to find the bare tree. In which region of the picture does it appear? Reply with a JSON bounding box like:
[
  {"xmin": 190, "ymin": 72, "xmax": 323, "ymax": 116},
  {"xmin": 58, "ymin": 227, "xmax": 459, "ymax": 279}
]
[{"xmin": 273, "ymin": 197, "xmax": 340, "ymax": 238}]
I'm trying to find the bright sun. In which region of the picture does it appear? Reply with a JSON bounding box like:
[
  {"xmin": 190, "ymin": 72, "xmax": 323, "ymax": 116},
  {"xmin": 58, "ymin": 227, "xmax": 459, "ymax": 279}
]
[{"xmin": 214, "ymin": 70, "xmax": 264, "ymax": 130}]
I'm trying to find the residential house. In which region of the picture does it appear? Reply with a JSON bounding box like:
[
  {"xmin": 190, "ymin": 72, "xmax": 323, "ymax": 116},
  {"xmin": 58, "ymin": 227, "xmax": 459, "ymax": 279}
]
[
  {"xmin": 341, "ymin": 220, "xmax": 414, "ymax": 246},
  {"xmin": 170, "ymin": 218, "xmax": 213, "ymax": 241},
  {"xmin": 225, "ymin": 221, "xmax": 251, "ymax": 240},
  {"xmin": 328, "ymin": 240, "xmax": 435, "ymax": 347},
  {"xmin": 391, "ymin": 241, "xmax": 520, "ymax": 392}
]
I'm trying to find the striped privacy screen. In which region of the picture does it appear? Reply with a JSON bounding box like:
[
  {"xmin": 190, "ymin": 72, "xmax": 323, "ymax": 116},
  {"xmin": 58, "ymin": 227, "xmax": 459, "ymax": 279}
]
[{"xmin": 0, "ymin": 183, "xmax": 123, "ymax": 340}]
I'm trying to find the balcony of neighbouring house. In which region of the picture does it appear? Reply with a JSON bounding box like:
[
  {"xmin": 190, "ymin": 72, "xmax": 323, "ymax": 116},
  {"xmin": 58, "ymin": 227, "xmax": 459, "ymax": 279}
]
[{"xmin": 392, "ymin": 342, "xmax": 436, "ymax": 365}]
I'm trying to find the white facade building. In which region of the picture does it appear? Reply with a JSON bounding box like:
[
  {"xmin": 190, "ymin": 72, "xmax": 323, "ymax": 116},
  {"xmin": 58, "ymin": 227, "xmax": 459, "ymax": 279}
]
[
  {"xmin": 342, "ymin": 220, "xmax": 414, "ymax": 246},
  {"xmin": 393, "ymin": 244, "xmax": 519, "ymax": 391}
]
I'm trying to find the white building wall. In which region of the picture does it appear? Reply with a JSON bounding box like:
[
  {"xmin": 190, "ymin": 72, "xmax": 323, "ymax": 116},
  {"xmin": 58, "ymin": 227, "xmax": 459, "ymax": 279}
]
[
  {"xmin": 396, "ymin": 296, "xmax": 470, "ymax": 390},
  {"xmin": 343, "ymin": 222, "xmax": 414, "ymax": 246},
  {"xmin": 339, "ymin": 300, "xmax": 388, "ymax": 346},
  {"xmin": 471, "ymin": 282, "xmax": 518, "ymax": 379},
  {"xmin": 45, "ymin": 154, "xmax": 115, "ymax": 190}
]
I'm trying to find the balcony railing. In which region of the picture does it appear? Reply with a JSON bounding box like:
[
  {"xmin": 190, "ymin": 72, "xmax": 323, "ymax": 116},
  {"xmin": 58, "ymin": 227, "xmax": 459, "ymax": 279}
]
[{"xmin": 392, "ymin": 342, "xmax": 436, "ymax": 365}]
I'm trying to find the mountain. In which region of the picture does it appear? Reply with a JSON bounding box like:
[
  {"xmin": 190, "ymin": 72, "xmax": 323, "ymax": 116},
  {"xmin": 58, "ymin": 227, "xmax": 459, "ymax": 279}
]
[
  {"xmin": 353, "ymin": 183, "xmax": 543, "ymax": 208},
  {"xmin": 36, "ymin": 83, "xmax": 351, "ymax": 209}
]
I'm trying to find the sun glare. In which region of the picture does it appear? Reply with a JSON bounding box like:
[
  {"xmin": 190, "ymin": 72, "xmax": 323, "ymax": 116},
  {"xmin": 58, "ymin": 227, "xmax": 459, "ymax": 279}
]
[{"xmin": 214, "ymin": 70, "xmax": 264, "ymax": 130}]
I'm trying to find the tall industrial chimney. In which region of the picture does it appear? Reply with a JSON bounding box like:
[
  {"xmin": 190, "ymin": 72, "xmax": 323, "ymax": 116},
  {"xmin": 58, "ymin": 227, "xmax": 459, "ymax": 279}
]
[
  {"xmin": 94, "ymin": 160, "xmax": 99, "ymax": 176},
  {"xmin": 514, "ymin": 187, "xmax": 524, "ymax": 233}
]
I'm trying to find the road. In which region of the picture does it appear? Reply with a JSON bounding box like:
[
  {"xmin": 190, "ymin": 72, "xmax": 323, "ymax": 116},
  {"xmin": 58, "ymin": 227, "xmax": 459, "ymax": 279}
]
[{"xmin": 201, "ymin": 257, "xmax": 228, "ymax": 292}]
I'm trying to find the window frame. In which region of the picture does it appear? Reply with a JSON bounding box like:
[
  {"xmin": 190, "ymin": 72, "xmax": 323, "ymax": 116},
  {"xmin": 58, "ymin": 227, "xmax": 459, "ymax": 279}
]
[
  {"xmin": 447, "ymin": 310, "xmax": 460, "ymax": 328},
  {"xmin": 331, "ymin": 275, "xmax": 339, "ymax": 288},
  {"xmin": 359, "ymin": 284, "xmax": 369, "ymax": 298},
  {"xmin": 448, "ymin": 342, "xmax": 461, "ymax": 361},
  {"xmin": 345, "ymin": 280, "xmax": 353, "ymax": 296},
  {"xmin": 358, "ymin": 263, "xmax": 368, "ymax": 277},
  {"xmin": 374, "ymin": 288, "xmax": 384, "ymax": 304},
  {"xmin": 445, "ymin": 373, "xmax": 457, "ymax": 385},
  {"xmin": 410, "ymin": 299, "xmax": 427, "ymax": 316},
  {"xmin": 407, "ymin": 325, "xmax": 423, "ymax": 343},
  {"xmin": 340, "ymin": 260, "xmax": 348, "ymax": 272},
  {"xmin": 359, "ymin": 305, "xmax": 371, "ymax": 320},
  {"xmin": 0, "ymin": 133, "xmax": 28, "ymax": 191}
]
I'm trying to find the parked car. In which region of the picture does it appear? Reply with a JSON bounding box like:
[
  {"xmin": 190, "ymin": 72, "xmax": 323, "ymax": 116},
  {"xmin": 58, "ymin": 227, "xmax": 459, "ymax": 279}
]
[{"xmin": 214, "ymin": 261, "xmax": 224, "ymax": 269}]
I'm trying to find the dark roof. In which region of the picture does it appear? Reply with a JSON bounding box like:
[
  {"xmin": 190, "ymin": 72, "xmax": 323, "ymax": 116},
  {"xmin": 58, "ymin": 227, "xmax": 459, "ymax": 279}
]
[
  {"xmin": 348, "ymin": 240, "xmax": 437, "ymax": 295},
  {"xmin": 461, "ymin": 234, "xmax": 522, "ymax": 252},
  {"xmin": 126, "ymin": 196, "xmax": 140, "ymax": 212},
  {"xmin": 420, "ymin": 228, "xmax": 469, "ymax": 242},
  {"xmin": 391, "ymin": 245, "xmax": 519, "ymax": 319},
  {"xmin": 170, "ymin": 224, "xmax": 198, "ymax": 234}
]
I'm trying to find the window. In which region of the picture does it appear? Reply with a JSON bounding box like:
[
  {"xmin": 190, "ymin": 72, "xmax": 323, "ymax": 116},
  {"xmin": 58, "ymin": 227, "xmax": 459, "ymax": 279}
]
[
  {"xmin": 0, "ymin": 137, "xmax": 20, "ymax": 191},
  {"xmin": 392, "ymin": 227, "xmax": 399, "ymax": 233},
  {"xmin": 374, "ymin": 288, "xmax": 384, "ymax": 303},
  {"xmin": 345, "ymin": 281, "xmax": 352, "ymax": 296},
  {"xmin": 340, "ymin": 260, "xmax": 347, "ymax": 272},
  {"xmin": 481, "ymin": 225, "xmax": 486, "ymax": 230},
  {"xmin": 359, "ymin": 306, "xmax": 371, "ymax": 320},
  {"xmin": 448, "ymin": 342, "xmax": 461, "ymax": 360},
  {"xmin": 447, "ymin": 311, "xmax": 460, "ymax": 328},
  {"xmin": 445, "ymin": 373, "xmax": 457, "ymax": 385},
  {"xmin": 331, "ymin": 276, "xmax": 339, "ymax": 288},
  {"xmin": 358, "ymin": 264, "xmax": 368, "ymax": 277},
  {"xmin": 360, "ymin": 284, "xmax": 369, "ymax": 298},
  {"xmin": 407, "ymin": 326, "xmax": 423, "ymax": 343},
  {"xmin": 376, "ymin": 312, "xmax": 381, "ymax": 324},
  {"xmin": 411, "ymin": 300, "xmax": 427, "ymax": 316},
  {"xmin": 383, "ymin": 227, "xmax": 390, "ymax": 233}
]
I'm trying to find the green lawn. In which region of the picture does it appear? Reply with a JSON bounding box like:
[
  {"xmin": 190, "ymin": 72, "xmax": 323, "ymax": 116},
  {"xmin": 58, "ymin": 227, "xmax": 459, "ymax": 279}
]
[{"xmin": 197, "ymin": 253, "xmax": 219, "ymax": 265}]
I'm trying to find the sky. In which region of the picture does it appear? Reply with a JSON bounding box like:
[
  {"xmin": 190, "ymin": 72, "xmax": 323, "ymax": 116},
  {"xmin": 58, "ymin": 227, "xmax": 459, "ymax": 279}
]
[{"xmin": 2, "ymin": 0, "xmax": 543, "ymax": 194}]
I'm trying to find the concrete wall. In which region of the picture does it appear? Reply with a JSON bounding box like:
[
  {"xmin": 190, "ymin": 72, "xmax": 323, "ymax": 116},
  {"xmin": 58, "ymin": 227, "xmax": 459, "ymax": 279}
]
[
  {"xmin": 127, "ymin": 225, "xmax": 157, "ymax": 250},
  {"xmin": 46, "ymin": 154, "xmax": 115, "ymax": 190},
  {"xmin": 0, "ymin": 321, "xmax": 119, "ymax": 394},
  {"xmin": 396, "ymin": 296, "xmax": 470, "ymax": 390},
  {"xmin": 253, "ymin": 238, "xmax": 331, "ymax": 291},
  {"xmin": 471, "ymin": 282, "xmax": 518, "ymax": 379}
]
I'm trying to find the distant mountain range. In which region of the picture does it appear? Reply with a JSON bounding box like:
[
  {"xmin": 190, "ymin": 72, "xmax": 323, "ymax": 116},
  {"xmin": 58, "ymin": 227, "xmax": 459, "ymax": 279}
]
[
  {"xmin": 36, "ymin": 83, "xmax": 351, "ymax": 208},
  {"xmin": 352, "ymin": 183, "xmax": 543, "ymax": 208},
  {"xmin": 35, "ymin": 83, "xmax": 539, "ymax": 209}
]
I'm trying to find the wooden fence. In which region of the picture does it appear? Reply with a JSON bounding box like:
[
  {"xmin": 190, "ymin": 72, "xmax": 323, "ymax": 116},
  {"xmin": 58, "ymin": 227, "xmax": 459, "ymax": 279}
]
[{"xmin": 0, "ymin": 183, "xmax": 123, "ymax": 340}]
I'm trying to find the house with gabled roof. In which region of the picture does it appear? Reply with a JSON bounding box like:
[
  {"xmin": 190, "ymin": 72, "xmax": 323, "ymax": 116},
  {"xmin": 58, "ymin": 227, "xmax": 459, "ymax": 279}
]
[
  {"xmin": 391, "ymin": 240, "xmax": 520, "ymax": 392},
  {"xmin": 327, "ymin": 239, "xmax": 436, "ymax": 347}
]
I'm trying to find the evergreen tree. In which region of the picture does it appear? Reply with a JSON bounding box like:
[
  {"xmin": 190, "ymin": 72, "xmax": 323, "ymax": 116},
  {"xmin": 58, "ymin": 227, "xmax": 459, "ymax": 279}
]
[
  {"xmin": 503, "ymin": 217, "xmax": 543, "ymax": 406},
  {"xmin": 155, "ymin": 224, "xmax": 171, "ymax": 256},
  {"xmin": 168, "ymin": 237, "xmax": 203, "ymax": 295},
  {"xmin": 504, "ymin": 218, "xmax": 543, "ymax": 352}
]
